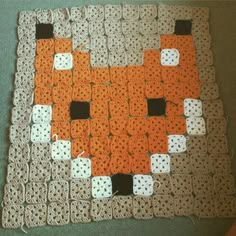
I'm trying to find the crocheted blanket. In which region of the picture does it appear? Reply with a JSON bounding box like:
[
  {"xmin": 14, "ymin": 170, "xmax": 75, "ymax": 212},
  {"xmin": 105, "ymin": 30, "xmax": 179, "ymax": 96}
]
[{"xmin": 2, "ymin": 4, "xmax": 236, "ymax": 230}]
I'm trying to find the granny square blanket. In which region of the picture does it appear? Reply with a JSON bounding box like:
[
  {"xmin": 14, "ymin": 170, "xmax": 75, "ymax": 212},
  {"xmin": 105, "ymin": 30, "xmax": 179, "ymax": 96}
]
[{"xmin": 2, "ymin": 4, "xmax": 236, "ymax": 230}]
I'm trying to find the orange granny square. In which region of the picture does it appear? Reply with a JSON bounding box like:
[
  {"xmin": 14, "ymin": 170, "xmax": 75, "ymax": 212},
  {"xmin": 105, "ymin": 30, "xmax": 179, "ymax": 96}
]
[{"xmin": 70, "ymin": 120, "xmax": 90, "ymax": 139}]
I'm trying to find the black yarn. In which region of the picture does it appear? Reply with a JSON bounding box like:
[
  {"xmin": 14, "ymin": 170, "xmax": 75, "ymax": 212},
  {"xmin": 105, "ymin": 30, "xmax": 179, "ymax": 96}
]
[
  {"xmin": 174, "ymin": 20, "xmax": 192, "ymax": 35},
  {"xmin": 36, "ymin": 24, "xmax": 53, "ymax": 39},
  {"xmin": 70, "ymin": 101, "xmax": 90, "ymax": 120},
  {"xmin": 112, "ymin": 173, "xmax": 133, "ymax": 195},
  {"xmin": 147, "ymin": 98, "xmax": 166, "ymax": 116}
]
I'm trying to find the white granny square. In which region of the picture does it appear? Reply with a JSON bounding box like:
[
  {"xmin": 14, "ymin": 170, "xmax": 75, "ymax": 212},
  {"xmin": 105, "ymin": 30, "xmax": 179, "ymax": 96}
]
[
  {"xmin": 168, "ymin": 135, "xmax": 187, "ymax": 153},
  {"xmin": 161, "ymin": 49, "xmax": 180, "ymax": 66},
  {"xmin": 133, "ymin": 174, "xmax": 153, "ymax": 196},
  {"xmin": 92, "ymin": 176, "xmax": 112, "ymax": 198},
  {"xmin": 184, "ymin": 99, "xmax": 202, "ymax": 117},
  {"xmin": 150, "ymin": 154, "xmax": 170, "ymax": 174},
  {"xmin": 32, "ymin": 105, "xmax": 52, "ymax": 124},
  {"xmin": 54, "ymin": 53, "xmax": 73, "ymax": 70},
  {"xmin": 71, "ymin": 157, "xmax": 91, "ymax": 179},
  {"xmin": 52, "ymin": 140, "xmax": 71, "ymax": 160},
  {"xmin": 186, "ymin": 117, "xmax": 206, "ymax": 135},
  {"xmin": 31, "ymin": 124, "xmax": 51, "ymax": 143}
]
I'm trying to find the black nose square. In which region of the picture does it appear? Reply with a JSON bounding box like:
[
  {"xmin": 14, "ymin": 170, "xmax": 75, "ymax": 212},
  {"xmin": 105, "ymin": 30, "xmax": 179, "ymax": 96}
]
[
  {"xmin": 112, "ymin": 174, "xmax": 133, "ymax": 195},
  {"xmin": 70, "ymin": 101, "xmax": 90, "ymax": 120},
  {"xmin": 175, "ymin": 20, "xmax": 192, "ymax": 35},
  {"xmin": 36, "ymin": 24, "xmax": 53, "ymax": 39},
  {"xmin": 147, "ymin": 98, "xmax": 166, "ymax": 116}
]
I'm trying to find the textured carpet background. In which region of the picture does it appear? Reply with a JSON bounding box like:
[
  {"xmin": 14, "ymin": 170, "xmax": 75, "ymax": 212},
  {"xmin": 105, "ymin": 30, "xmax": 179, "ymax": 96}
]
[{"xmin": 0, "ymin": 0, "xmax": 236, "ymax": 235}]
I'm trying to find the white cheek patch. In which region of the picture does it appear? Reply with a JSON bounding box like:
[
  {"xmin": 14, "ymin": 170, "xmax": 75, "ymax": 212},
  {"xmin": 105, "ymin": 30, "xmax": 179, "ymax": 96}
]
[
  {"xmin": 31, "ymin": 124, "xmax": 51, "ymax": 143},
  {"xmin": 54, "ymin": 53, "xmax": 73, "ymax": 70},
  {"xmin": 32, "ymin": 105, "xmax": 52, "ymax": 124},
  {"xmin": 133, "ymin": 175, "xmax": 153, "ymax": 196},
  {"xmin": 71, "ymin": 157, "xmax": 91, "ymax": 179},
  {"xmin": 150, "ymin": 154, "xmax": 170, "ymax": 174},
  {"xmin": 161, "ymin": 49, "xmax": 180, "ymax": 66},
  {"xmin": 92, "ymin": 176, "xmax": 112, "ymax": 198},
  {"xmin": 184, "ymin": 99, "xmax": 203, "ymax": 117},
  {"xmin": 52, "ymin": 140, "xmax": 71, "ymax": 160},
  {"xmin": 168, "ymin": 135, "xmax": 187, "ymax": 153}
]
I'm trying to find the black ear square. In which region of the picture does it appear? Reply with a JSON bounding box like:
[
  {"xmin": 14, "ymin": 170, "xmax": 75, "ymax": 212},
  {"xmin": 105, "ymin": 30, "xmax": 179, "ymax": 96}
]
[
  {"xmin": 36, "ymin": 24, "xmax": 53, "ymax": 39},
  {"xmin": 175, "ymin": 20, "xmax": 192, "ymax": 35},
  {"xmin": 147, "ymin": 98, "xmax": 166, "ymax": 116},
  {"xmin": 70, "ymin": 101, "xmax": 90, "ymax": 120},
  {"xmin": 112, "ymin": 174, "xmax": 133, "ymax": 196}
]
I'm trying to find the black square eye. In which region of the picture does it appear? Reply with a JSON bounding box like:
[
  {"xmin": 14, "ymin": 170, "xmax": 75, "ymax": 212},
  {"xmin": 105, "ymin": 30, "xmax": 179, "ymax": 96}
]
[
  {"xmin": 70, "ymin": 101, "xmax": 90, "ymax": 120},
  {"xmin": 147, "ymin": 98, "xmax": 166, "ymax": 116},
  {"xmin": 175, "ymin": 20, "xmax": 192, "ymax": 35},
  {"xmin": 112, "ymin": 174, "xmax": 133, "ymax": 196},
  {"xmin": 36, "ymin": 24, "xmax": 53, "ymax": 39}
]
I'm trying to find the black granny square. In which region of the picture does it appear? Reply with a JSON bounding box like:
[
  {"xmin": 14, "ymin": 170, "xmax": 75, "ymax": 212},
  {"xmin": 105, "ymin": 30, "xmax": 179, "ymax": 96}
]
[
  {"xmin": 36, "ymin": 24, "xmax": 53, "ymax": 39},
  {"xmin": 147, "ymin": 98, "xmax": 166, "ymax": 116},
  {"xmin": 174, "ymin": 20, "xmax": 192, "ymax": 35},
  {"xmin": 70, "ymin": 101, "xmax": 90, "ymax": 120},
  {"xmin": 112, "ymin": 174, "xmax": 133, "ymax": 196}
]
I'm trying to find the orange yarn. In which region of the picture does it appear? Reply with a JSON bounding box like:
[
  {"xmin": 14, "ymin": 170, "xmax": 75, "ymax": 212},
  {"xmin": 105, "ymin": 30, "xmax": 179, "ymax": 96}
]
[
  {"xmin": 110, "ymin": 67, "xmax": 127, "ymax": 84},
  {"xmin": 54, "ymin": 38, "xmax": 72, "ymax": 53},
  {"xmin": 148, "ymin": 134, "xmax": 168, "ymax": 154},
  {"xmin": 166, "ymin": 99, "xmax": 184, "ymax": 117},
  {"xmin": 36, "ymin": 39, "xmax": 54, "ymax": 55},
  {"xmin": 91, "ymin": 67, "xmax": 110, "ymax": 84},
  {"xmin": 130, "ymin": 154, "xmax": 150, "ymax": 174},
  {"xmin": 71, "ymin": 137, "xmax": 90, "ymax": 158},
  {"xmin": 109, "ymin": 100, "xmax": 129, "ymax": 117},
  {"xmin": 128, "ymin": 82, "xmax": 145, "ymax": 99},
  {"xmin": 129, "ymin": 99, "xmax": 147, "ymax": 117},
  {"xmin": 34, "ymin": 87, "xmax": 52, "ymax": 105},
  {"xmin": 179, "ymin": 66, "xmax": 199, "ymax": 83},
  {"xmin": 145, "ymin": 81, "xmax": 164, "ymax": 98},
  {"xmin": 183, "ymin": 81, "xmax": 200, "ymax": 99},
  {"xmin": 51, "ymin": 122, "xmax": 71, "ymax": 140},
  {"xmin": 90, "ymin": 100, "xmax": 108, "ymax": 118},
  {"xmin": 147, "ymin": 117, "xmax": 166, "ymax": 135},
  {"xmin": 144, "ymin": 65, "xmax": 162, "ymax": 82},
  {"xmin": 71, "ymin": 120, "xmax": 90, "ymax": 139},
  {"xmin": 164, "ymin": 82, "xmax": 184, "ymax": 102},
  {"xmin": 91, "ymin": 155, "xmax": 111, "ymax": 176},
  {"xmin": 143, "ymin": 50, "xmax": 160, "ymax": 67},
  {"xmin": 129, "ymin": 135, "xmax": 148, "ymax": 154},
  {"xmin": 109, "ymin": 116, "xmax": 128, "ymax": 135},
  {"xmin": 90, "ymin": 118, "xmax": 109, "ymax": 137},
  {"xmin": 110, "ymin": 135, "xmax": 129, "ymax": 154},
  {"xmin": 161, "ymin": 66, "xmax": 179, "ymax": 83},
  {"xmin": 73, "ymin": 67, "xmax": 91, "ymax": 84},
  {"xmin": 52, "ymin": 103, "xmax": 70, "ymax": 122},
  {"xmin": 35, "ymin": 54, "xmax": 53, "ymax": 71},
  {"xmin": 34, "ymin": 71, "xmax": 53, "ymax": 88},
  {"xmin": 72, "ymin": 84, "xmax": 91, "ymax": 101},
  {"xmin": 178, "ymin": 48, "xmax": 196, "ymax": 66},
  {"xmin": 166, "ymin": 116, "xmax": 187, "ymax": 135},
  {"xmin": 109, "ymin": 83, "xmax": 128, "ymax": 100},
  {"xmin": 160, "ymin": 35, "xmax": 177, "ymax": 48},
  {"xmin": 176, "ymin": 35, "xmax": 194, "ymax": 50},
  {"xmin": 52, "ymin": 86, "xmax": 72, "ymax": 103},
  {"xmin": 110, "ymin": 153, "xmax": 131, "ymax": 174},
  {"xmin": 127, "ymin": 117, "xmax": 147, "ymax": 135},
  {"xmin": 90, "ymin": 136, "xmax": 110, "ymax": 156},
  {"xmin": 91, "ymin": 85, "xmax": 109, "ymax": 101},
  {"xmin": 73, "ymin": 51, "xmax": 90, "ymax": 69},
  {"xmin": 127, "ymin": 66, "xmax": 145, "ymax": 82},
  {"xmin": 53, "ymin": 70, "xmax": 72, "ymax": 87}
]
